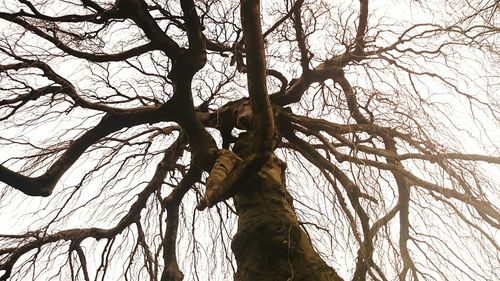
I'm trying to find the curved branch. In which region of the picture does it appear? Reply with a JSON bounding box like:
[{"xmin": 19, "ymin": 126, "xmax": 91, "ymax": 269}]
[
  {"xmin": 283, "ymin": 110, "xmax": 500, "ymax": 165},
  {"xmin": 0, "ymin": 137, "xmax": 185, "ymax": 279},
  {"xmin": 383, "ymin": 137, "xmax": 417, "ymax": 280},
  {"xmin": 291, "ymin": 2, "xmax": 310, "ymax": 71},
  {"xmin": 334, "ymin": 74, "xmax": 370, "ymax": 124},
  {"xmin": 180, "ymin": 0, "xmax": 205, "ymax": 55},
  {"xmin": 115, "ymin": 0, "xmax": 181, "ymax": 57},
  {"xmin": 0, "ymin": 105, "xmax": 174, "ymax": 196},
  {"xmin": 13, "ymin": 0, "xmax": 114, "ymax": 23},
  {"xmin": 284, "ymin": 132, "xmax": 373, "ymax": 280},
  {"xmin": 270, "ymin": 58, "xmax": 344, "ymax": 105},
  {"xmin": 81, "ymin": 0, "xmax": 105, "ymax": 13},
  {"xmin": 0, "ymin": 58, "xmax": 132, "ymax": 113},
  {"xmin": 0, "ymin": 13, "xmax": 156, "ymax": 62},
  {"xmin": 288, "ymin": 121, "xmax": 500, "ymax": 227},
  {"xmin": 263, "ymin": 0, "xmax": 304, "ymax": 38}
]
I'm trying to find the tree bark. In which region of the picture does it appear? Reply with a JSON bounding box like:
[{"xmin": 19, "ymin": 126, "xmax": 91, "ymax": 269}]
[{"xmin": 231, "ymin": 137, "xmax": 342, "ymax": 281}]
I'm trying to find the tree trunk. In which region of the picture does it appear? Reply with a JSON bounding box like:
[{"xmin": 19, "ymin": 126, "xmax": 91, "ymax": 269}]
[{"xmin": 231, "ymin": 150, "xmax": 342, "ymax": 281}]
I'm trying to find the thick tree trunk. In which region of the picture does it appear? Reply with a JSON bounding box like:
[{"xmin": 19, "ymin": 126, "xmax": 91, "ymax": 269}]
[{"xmin": 231, "ymin": 152, "xmax": 342, "ymax": 281}]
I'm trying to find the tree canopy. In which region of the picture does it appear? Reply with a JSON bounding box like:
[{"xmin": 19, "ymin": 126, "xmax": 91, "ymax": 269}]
[{"xmin": 0, "ymin": 0, "xmax": 499, "ymax": 280}]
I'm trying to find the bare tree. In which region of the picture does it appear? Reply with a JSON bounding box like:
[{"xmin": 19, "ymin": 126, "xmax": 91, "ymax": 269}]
[{"xmin": 0, "ymin": 0, "xmax": 499, "ymax": 280}]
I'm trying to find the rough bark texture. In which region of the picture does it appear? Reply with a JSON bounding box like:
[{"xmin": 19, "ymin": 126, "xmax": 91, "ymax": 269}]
[
  {"xmin": 231, "ymin": 136, "xmax": 342, "ymax": 281},
  {"xmin": 198, "ymin": 149, "xmax": 242, "ymax": 210}
]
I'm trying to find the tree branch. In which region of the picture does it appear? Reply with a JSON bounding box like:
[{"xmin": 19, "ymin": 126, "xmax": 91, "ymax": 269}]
[
  {"xmin": 240, "ymin": 0, "xmax": 275, "ymax": 153},
  {"xmin": 0, "ymin": 13, "xmax": 156, "ymax": 62},
  {"xmin": 0, "ymin": 136, "xmax": 185, "ymax": 279},
  {"xmin": 115, "ymin": 0, "xmax": 181, "ymax": 57},
  {"xmin": 0, "ymin": 104, "xmax": 176, "ymax": 196}
]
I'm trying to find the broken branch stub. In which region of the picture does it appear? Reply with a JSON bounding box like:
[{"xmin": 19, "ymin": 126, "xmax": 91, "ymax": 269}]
[{"xmin": 197, "ymin": 149, "xmax": 242, "ymax": 210}]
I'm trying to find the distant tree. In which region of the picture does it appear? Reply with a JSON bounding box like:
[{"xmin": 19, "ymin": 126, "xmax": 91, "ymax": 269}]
[{"xmin": 0, "ymin": 0, "xmax": 499, "ymax": 280}]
